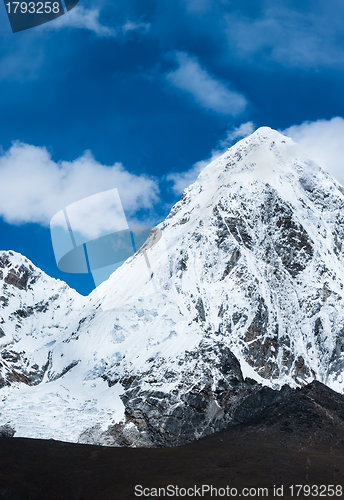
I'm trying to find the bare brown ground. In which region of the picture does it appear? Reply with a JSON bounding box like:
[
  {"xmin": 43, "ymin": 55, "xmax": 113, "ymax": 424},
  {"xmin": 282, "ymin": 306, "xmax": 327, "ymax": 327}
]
[{"xmin": 0, "ymin": 381, "xmax": 342, "ymax": 500}]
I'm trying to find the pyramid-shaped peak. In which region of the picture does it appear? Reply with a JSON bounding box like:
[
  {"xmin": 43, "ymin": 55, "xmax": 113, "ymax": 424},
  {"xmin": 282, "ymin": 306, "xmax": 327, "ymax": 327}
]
[
  {"xmin": 247, "ymin": 126, "xmax": 291, "ymax": 142},
  {"xmin": 167, "ymin": 122, "xmax": 335, "ymax": 236},
  {"xmin": 192, "ymin": 126, "xmax": 301, "ymax": 190}
]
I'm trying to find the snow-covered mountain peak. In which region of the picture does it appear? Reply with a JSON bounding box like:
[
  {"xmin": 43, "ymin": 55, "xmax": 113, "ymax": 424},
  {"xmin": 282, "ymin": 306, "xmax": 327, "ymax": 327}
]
[
  {"xmin": 170, "ymin": 127, "xmax": 324, "ymax": 223},
  {"xmin": 87, "ymin": 127, "xmax": 344, "ymax": 392},
  {"xmin": 1, "ymin": 127, "xmax": 344, "ymax": 446},
  {"xmin": 0, "ymin": 250, "xmax": 82, "ymax": 296}
]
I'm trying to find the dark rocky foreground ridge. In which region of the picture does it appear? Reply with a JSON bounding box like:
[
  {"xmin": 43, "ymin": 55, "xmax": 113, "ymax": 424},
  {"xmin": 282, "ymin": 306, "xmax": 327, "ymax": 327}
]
[{"xmin": 0, "ymin": 381, "xmax": 343, "ymax": 500}]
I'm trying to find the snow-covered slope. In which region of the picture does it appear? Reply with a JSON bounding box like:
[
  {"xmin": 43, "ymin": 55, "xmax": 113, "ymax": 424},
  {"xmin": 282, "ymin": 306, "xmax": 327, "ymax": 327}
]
[{"xmin": 1, "ymin": 127, "xmax": 344, "ymax": 446}]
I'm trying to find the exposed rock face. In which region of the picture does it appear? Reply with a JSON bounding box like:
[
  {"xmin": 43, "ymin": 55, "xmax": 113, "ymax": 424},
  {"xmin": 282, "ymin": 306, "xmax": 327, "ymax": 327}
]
[
  {"xmin": 84, "ymin": 342, "xmax": 293, "ymax": 447},
  {"xmin": 120, "ymin": 374, "xmax": 292, "ymax": 447},
  {"xmin": 0, "ymin": 252, "xmax": 81, "ymax": 393},
  {"xmin": 0, "ymin": 424, "xmax": 15, "ymax": 437},
  {"xmin": 120, "ymin": 343, "xmax": 248, "ymax": 447},
  {"xmin": 0, "ymin": 127, "xmax": 344, "ymax": 447}
]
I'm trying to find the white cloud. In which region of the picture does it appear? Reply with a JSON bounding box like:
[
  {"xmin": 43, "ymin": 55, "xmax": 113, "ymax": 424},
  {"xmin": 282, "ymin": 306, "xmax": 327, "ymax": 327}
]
[
  {"xmin": 46, "ymin": 6, "xmax": 116, "ymax": 36},
  {"xmin": 167, "ymin": 161, "xmax": 205, "ymax": 197},
  {"xmin": 54, "ymin": 189, "xmax": 129, "ymax": 241},
  {"xmin": 167, "ymin": 122, "xmax": 254, "ymax": 195},
  {"xmin": 0, "ymin": 142, "xmax": 159, "ymax": 227},
  {"xmin": 166, "ymin": 52, "xmax": 247, "ymax": 115},
  {"xmin": 122, "ymin": 20, "xmax": 151, "ymax": 34},
  {"xmin": 218, "ymin": 122, "xmax": 255, "ymax": 148},
  {"xmin": 283, "ymin": 117, "xmax": 344, "ymax": 185},
  {"xmin": 44, "ymin": 6, "xmax": 150, "ymax": 37}
]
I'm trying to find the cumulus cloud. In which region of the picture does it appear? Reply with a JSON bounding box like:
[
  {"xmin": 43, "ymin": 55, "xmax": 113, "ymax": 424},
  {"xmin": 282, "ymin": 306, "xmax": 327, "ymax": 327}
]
[
  {"xmin": 166, "ymin": 52, "xmax": 247, "ymax": 115},
  {"xmin": 283, "ymin": 117, "xmax": 344, "ymax": 185},
  {"xmin": 52, "ymin": 189, "xmax": 129, "ymax": 242},
  {"xmin": 167, "ymin": 122, "xmax": 255, "ymax": 195},
  {"xmin": 0, "ymin": 142, "xmax": 159, "ymax": 229}
]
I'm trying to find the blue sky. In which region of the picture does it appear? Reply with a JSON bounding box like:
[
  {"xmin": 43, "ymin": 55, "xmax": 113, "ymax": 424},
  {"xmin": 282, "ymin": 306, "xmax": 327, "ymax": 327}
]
[{"xmin": 0, "ymin": 0, "xmax": 344, "ymax": 294}]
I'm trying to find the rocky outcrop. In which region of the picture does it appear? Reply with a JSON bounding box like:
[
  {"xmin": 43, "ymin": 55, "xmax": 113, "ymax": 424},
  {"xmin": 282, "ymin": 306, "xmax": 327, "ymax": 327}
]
[
  {"xmin": 0, "ymin": 425, "xmax": 15, "ymax": 437},
  {"xmin": 84, "ymin": 343, "xmax": 293, "ymax": 447}
]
